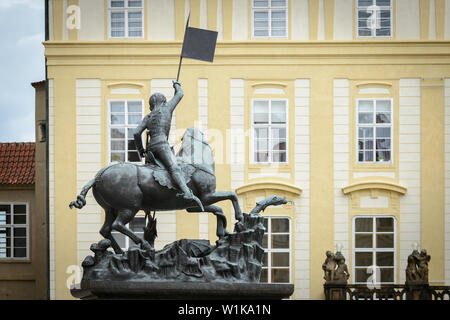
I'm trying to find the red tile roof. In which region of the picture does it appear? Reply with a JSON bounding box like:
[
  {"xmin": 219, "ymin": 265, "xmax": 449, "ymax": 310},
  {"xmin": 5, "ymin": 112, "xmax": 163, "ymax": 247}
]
[{"xmin": 0, "ymin": 143, "xmax": 35, "ymax": 185}]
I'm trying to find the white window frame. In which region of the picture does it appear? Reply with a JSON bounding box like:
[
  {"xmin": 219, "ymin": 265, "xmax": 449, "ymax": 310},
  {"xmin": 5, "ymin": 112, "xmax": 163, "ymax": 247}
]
[
  {"xmin": 108, "ymin": 0, "xmax": 144, "ymax": 39},
  {"xmin": 352, "ymin": 215, "xmax": 397, "ymax": 285},
  {"xmin": 356, "ymin": 98, "xmax": 393, "ymax": 164},
  {"xmin": 251, "ymin": 98, "xmax": 289, "ymax": 164},
  {"xmin": 261, "ymin": 216, "xmax": 292, "ymax": 284},
  {"xmin": 108, "ymin": 99, "xmax": 145, "ymax": 164},
  {"xmin": 0, "ymin": 203, "xmax": 30, "ymax": 260},
  {"xmin": 111, "ymin": 215, "xmax": 146, "ymax": 251},
  {"xmin": 355, "ymin": 0, "xmax": 393, "ymax": 38},
  {"xmin": 251, "ymin": 0, "xmax": 289, "ymax": 39}
]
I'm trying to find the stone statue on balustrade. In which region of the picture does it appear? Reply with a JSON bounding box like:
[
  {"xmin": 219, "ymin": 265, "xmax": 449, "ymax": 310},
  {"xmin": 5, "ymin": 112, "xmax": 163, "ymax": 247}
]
[
  {"xmin": 406, "ymin": 248, "xmax": 431, "ymax": 285},
  {"xmin": 322, "ymin": 250, "xmax": 350, "ymax": 284}
]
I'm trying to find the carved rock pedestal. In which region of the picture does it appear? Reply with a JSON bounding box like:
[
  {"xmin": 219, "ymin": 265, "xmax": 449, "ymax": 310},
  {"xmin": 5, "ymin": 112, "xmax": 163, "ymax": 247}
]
[{"xmin": 71, "ymin": 211, "xmax": 294, "ymax": 300}]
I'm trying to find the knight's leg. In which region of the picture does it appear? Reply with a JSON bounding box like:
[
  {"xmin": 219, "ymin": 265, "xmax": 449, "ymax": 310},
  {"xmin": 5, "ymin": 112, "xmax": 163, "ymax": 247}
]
[
  {"xmin": 187, "ymin": 205, "xmax": 228, "ymax": 238},
  {"xmin": 201, "ymin": 191, "xmax": 243, "ymax": 221},
  {"xmin": 154, "ymin": 144, "xmax": 193, "ymax": 197},
  {"xmin": 111, "ymin": 209, "xmax": 143, "ymax": 245},
  {"xmin": 100, "ymin": 208, "xmax": 123, "ymax": 254}
]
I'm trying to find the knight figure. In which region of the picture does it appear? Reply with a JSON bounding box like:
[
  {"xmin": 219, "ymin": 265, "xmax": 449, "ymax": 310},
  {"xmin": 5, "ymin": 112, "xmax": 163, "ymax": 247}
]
[{"xmin": 134, "ymin": 80, "xmax": 202, "ymax": 210}]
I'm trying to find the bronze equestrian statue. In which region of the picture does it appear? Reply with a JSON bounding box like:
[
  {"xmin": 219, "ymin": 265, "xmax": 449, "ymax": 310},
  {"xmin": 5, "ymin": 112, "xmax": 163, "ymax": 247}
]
[{"xmin": 69, "ymin": 81, "xmax": 243, "ymax": 255}]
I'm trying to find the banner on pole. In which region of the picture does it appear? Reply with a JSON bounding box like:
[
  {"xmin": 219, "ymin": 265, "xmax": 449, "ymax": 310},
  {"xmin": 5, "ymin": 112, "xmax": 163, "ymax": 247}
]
[{"xmin": 181, "ymin": 27, "xmax": 218, "ymax": 63}]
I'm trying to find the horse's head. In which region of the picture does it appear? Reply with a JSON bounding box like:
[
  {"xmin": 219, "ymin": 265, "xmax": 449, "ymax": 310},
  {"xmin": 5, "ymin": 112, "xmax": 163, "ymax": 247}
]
[{"xmin": 177, "ymin": 127, "xmax": 215, "ymax": 172}]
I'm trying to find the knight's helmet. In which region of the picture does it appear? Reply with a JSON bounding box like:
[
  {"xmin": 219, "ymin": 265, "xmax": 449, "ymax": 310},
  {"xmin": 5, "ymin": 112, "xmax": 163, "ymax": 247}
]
[{"xmin": 149, "ymin": 92, "xmax": 167, "ymax": 111}]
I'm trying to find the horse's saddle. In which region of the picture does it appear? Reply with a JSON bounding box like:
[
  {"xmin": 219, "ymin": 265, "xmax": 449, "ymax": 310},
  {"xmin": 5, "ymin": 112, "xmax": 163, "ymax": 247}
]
[{"xmin": 141, "ymin": 127, "xmax": 214, "ymax": 191}]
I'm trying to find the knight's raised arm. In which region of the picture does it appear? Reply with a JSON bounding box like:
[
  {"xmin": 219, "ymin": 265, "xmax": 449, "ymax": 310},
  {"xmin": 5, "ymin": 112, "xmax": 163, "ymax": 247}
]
[
  {"xmin": 166, "ymin": 80, "xmax": 184, "ymax": 112},
  {"xmin": 133, "ymin": 117, "xmax": 148, "ymax": 157}
]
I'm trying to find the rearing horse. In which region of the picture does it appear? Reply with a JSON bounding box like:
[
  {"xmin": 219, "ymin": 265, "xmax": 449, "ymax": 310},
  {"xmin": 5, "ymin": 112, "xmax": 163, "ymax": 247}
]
[{"xmin": 69, "ymin": 127, "xmax": 243, "ymax": 254}]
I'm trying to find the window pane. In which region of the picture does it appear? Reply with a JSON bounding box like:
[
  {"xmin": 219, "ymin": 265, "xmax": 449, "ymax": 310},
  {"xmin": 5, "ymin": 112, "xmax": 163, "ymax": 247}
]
[
  {"xmin": 376, "ymin": 138, "xmax": 390, "ymax": 149},
  {"xmin": 111, "ymin": 101, "xmax": 125, "ymax": 113},
  {"xmin": 358, "ymin": 112, "xmax": 373, "ymax": 124},
  {"xmin": 111, "ymin": 0, "xmax": 125, "ymax": 8},
  {"xmin": 380, "ymin": 268, "xmax": 394, "ymax": 282},
  {"xmin": 111, "ymin": 114, "xmax": 125, "ymax": 125},
  {"xmin": 376, "ymin": 112, "xmax": 391, "ymax": 124},
  {"xmin": 255, "ymin": 139, "xmax": 268, "ymax": 151},
  {"xmin": 13, "ymin": 215, "xmax": 26, "ymax": 225},
  {"xmin": 272, "ymin": 269, "xmax": 289, "ymax": 283},
  {"xmin": 13, "ymin": 228, "xmax": 26, "ymax": 237},
  {"xmin": 254, "ymin": 0, "xmax": 269, "ymax": 7},
  {"xmin": 272, "ymin": 152, "xmax": 286, "ymax": 163},
  {"xmin": 271, "ymin": 10, "xmax": 286, "ymax": 19},
  {"xmin": 272, "ymin": 234, "xmax": 289, "ymax": 249},
  {"xmin": 271, "ymin": 140, "xmax": 286, "ymax": 151},
  {"xmin": 355, "ymin": 268, "xmax": 370, "ymax": 283},
  {"xmin": 358, "ymin": 127, "xmax": 373, "ymax": 138},
  {"xmin": 255, "ymin": 129, "xmax": 268, "ymax": 143},
  {"xmin": 376, "ymin": 218, "xmax": 394, "ymax": 232},
  {"xmin": 376, "ymin": 234, "xmax": 394, "ymax": 248},
  {"xmin": 262, "ymin": 234, "xmax": 268, "ymax": 248},
  {"xmin": 376, "ymin": 252, "xmax": 394, "ymax": 266},
  {"xmin": 376, "ymin": 28, "xmax": 391, "ymax": 37},
  {"xmin": 254, "ymin": 11, "xmax": 268, "ymax": 19},
  {"xmin": 355, "ymin": 218, "xmax": 373, "ymax": 232},
  {"xmin": 376, "ymin": 0, "xmax": 391, "ymax": 7},
  {"xmin": 14, "ymin": 248, "xmax": 26, "ymax": 258},
  {"xmin": 271, "ymin": 20, "xmax": 286, "ymax": 28},
  {"xmin": 358, "ymin": 0, "xmax": 373, "ymax": 7},
  {"xmin": 14, "ymin": 237, "xmax": 26, "ymax": 248},
  {"xmin": 272, "ymin": 252, "xmax": 289, "ymax": 267},
  {"xmin": 365, "ymin": 151, "xmax": 374, "ymax": 161},
  {"xmin": 128, "ymin": 114, "xmax": 142, "ymax": 125},
  {"xmin": 0, "ymin": 206, "xmax": 10, "ymax": 225},
  {"xmin": 255, "ymin": 152, "xmax": 269, "ymax": 162},
  {"xmin": 376, "ymin": 127, "xmax": 391, "ymax": 138},
  {"xmin": 271, "ymin": 0, "xmax": 286, "ymax": 7},
  {"xmin": 376, "ymin": 150, "xmax": 390, "ymax": 161},
  {"xmin": 355, "ymin": 234, "xmax": 373, "ymax": 248},
  {"xmin": 262, "ymin": 252, "xmax": 268, "ymax": 266},
  {"xmin": 111, "ymin": 152, "xmax": 125, "ymax": 162},
  {"xmin": 271, "ymin": 29, "xmax": 287, "ymax": 37},
  {"xmin": 271, "ymin": 101, "xmax": 286, "ymax": 123},
  {"xmin": 254, "ymin": 20, "xmax": 268, "ymax": 28},
  {"xmin": 128, "ymin": 0, "xmax": 142, "ymax": 7},
  {"xmin": 271, "ymin": 127, "xmax": 286, "ymax": 139},
  {"xmin": 359, "ymin": 100, "xmax": 374, "ymax": 112},
  {"xmin": 111, "ymin": 140, "xmax": 125, "ymax": 151},
  {"xmin": 377, "ymin": 101, "xmax": 391, "ymax": 112},
  {"xmin": 129, "ymin": 30, "xmax": 142, "ymax": 37},
  {"xmin": 254, "ymin": 101, "xmax": 269, "ymax": 123},
  {"xmin": 355, "ymin": 252, "xmax": 373, "ymax": 266},
  {"xmin": 128, "ymin": 140, "xmax": 137, "ymax": 151},
  {"xmin": 111, "ymin": 128, "xmax": 125, "ymax": 139},
  {"xmin": 13, "ymin": 205, "xmax": 26, "ymax": 214},
  {"xmin": 271, "ymin": 219, "xmax": 289, "ymax": 233},
  {"xmin": 254, "ymin": 29, "xmax": 269, "ymax": 37}
]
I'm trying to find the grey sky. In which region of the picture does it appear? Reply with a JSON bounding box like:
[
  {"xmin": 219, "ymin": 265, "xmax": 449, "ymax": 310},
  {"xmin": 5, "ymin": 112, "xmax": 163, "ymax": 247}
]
[{"xmin": 0, "ymin": 0, "xmax": 45, "ymax": 142}]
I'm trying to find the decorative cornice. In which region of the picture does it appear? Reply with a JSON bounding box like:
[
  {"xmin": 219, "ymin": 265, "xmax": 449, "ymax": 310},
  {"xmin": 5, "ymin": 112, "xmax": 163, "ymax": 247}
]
[
  {"xmin": 236, "ymin": 181, "xmax": 302, "ymax": 196},
  {"xmin": 342, "ymin": 178, "xmax": 407, "ymax": 196}
]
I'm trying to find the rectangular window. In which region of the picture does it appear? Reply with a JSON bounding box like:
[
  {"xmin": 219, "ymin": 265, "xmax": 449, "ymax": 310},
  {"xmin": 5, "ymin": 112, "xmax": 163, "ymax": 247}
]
[
  {"xmin": 108, "ymin": 0, "xmax": 144, "ymax": 38},
  {"xmin": 252, "ymin": 99, "xmax": 288, "ymax": 164},
  {"xmin": 109, "ymin": 100, "xmax": 144, "ymax": 163},
  {"xmin": 357, "ymin": 98, "xmax": 392, "ymax": 163},
  {"xmin": 356, "ymin": 0, "xmax": 392, "ymax": 38},
  {"xmin": 252, "ymin": 0, "xmax": 288, "ymax": 38},
  {"xmin": 260, "ymin": 217, "xmax": 291, "ymax": 284},
  {"xmin": 111, "ymin": 215, "xmax": 146, "ymax": 250},
  {"xmin": 0, "ymin": 203, "xmax": 29, "ymax": 259},
  {"xmin": 353, "ymin": 216, "xmax": 396, "ymax": 284}
]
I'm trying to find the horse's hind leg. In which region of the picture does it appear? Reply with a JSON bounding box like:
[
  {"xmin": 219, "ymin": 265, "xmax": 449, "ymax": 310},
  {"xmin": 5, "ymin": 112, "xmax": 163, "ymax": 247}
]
[
  {"xmin": 100, "ymin": 208, "xmax": 123, "ymax": 254},
  {"xmin": 111, "ymin": 209, "xmax": 144, "ymax": 246},
  {"xmin": 200, "ymin": 191, "xmax": 243, "ymax": 221},
  {"xmin": 187, "ymin": 205, "xmax": 228, "ymax": 238}
]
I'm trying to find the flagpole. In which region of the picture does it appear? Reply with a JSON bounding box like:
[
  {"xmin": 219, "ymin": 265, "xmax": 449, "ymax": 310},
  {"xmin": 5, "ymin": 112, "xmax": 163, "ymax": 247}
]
[{"xmin": 177, "ymin": 12, "xmax": 190, "ymax": 82}]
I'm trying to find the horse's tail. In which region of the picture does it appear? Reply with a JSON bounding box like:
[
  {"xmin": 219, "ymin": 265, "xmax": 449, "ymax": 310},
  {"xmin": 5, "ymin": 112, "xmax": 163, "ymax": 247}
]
[{"xmin": 69, "ymin": 179, "xmax": 95, "ymax": 209}]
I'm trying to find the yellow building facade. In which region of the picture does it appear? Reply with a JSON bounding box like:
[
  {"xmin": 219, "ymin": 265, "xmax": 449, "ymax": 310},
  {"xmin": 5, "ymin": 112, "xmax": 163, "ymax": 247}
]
[{"xmin": 45, "ymin": 0, "xmax": 450, "ymax": 299}]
